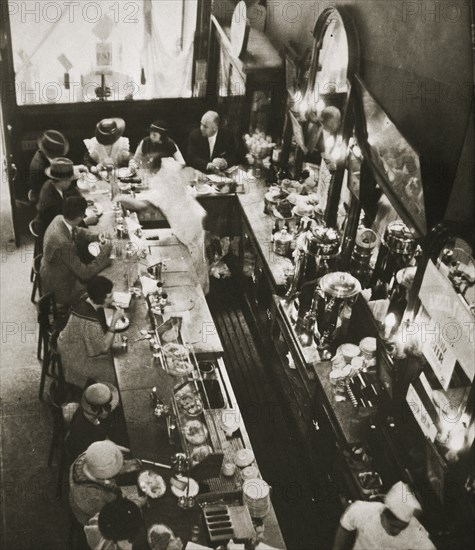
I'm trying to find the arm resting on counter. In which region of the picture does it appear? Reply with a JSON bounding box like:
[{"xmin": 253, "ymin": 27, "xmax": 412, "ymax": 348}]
[{"xmin": 333, "ymin": 524, "xmax": 356, "ymax": 550}]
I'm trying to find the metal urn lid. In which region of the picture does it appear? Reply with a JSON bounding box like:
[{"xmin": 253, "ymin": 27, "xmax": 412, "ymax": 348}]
[
  {"xmin": 306, "ymin": 225, "xmax": 340, "ymax": 256},
  {"xmin": 384, "ymin": 221, "xmax": 417, "ymax": 253},
  {"xmin": 319, "ymin": 272, "xmax": 362, "ymax": 298}
]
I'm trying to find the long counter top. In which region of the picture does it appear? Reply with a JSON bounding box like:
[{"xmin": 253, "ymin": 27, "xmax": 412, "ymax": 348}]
[{"xmin": 83, "ymin": 184, "xmax": 286, "ymax": 548}]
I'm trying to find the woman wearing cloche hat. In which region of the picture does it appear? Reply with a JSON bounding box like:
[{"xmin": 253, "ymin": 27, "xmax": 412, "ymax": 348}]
[
  {"xmin": 83, "ymin": 118, "xmax": 131, "ymax": 173},
  {"xmin": 69, "ymin": 440, "xmax": 141, "ymax": 526},
  {"xmin": 129, "ymin": 119, "xmax": 185, "ymax": 173},
  {"xmin": 67, "ymin": 382, "xmax": 123, "ymax": 460}
]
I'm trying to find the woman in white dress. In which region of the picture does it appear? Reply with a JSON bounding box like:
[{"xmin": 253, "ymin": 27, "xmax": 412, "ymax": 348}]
[
  {"xmin": 116, "ymin": 155, "xmax": 209, "ymax": 295},
  {"xmin": 84, "ymin": 118, "xmax": 131, "ymax": 172}
]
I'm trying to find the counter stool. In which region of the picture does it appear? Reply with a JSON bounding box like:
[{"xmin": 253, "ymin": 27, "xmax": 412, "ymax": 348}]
[
  {"xmin": 47, "ymin": 381, "xmax": 78, "ymax": 498},
  {"xmin": 29, "ymin": 218, "xmax": 43, "ymax": 290},
  {"xmin": 39, "ymin": 326, "xmax": 65, "ymax": 401},
  {"xmin": 31, "ymin": 253, "xmax": 43, "ymax": 303},
  {"xmin": 37, "ymin": 292, "xmax": 58, "ymax": 361}
]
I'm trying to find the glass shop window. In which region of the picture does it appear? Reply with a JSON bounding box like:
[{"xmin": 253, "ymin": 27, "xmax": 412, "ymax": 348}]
[{"xmin": 9, "ymin": 0, "xmax": 198, "ymax": 105}]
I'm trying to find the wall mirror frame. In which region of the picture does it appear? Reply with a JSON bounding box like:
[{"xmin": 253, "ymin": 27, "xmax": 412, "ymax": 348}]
[
  {"xmin": 281, "ymin": 6, "xmax": 360, "ymax": 229},
  {"xmin": 352, "ymin": 75, "xmax": 428, "ymax": 238}
]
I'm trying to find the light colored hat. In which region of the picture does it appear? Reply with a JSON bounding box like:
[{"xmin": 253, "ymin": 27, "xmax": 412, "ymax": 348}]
[
  {"xmin": 385, "ymin": 481, "xmax": 422, "ymax": 523},
  {"xmin": 84, "ymin": 440, "xmax": 124, "ymax": 480},
  {"xmin": 81, "ymin": 383, "xmax": 119, "ymax": 416}
]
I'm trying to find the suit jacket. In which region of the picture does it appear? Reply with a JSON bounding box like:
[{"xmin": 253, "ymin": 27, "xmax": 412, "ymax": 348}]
[
  {"xmin": 36, "ymin": 179, "xmax": 82, "ymax": 237},
  {"xmin": 40, "ymin": 216, "xmax": 111, "ymax": 306},
  {"xmin": 186, "ymin": 128, "xmax": 238, "ymax": 173},
  {"xmin": 28, "ymin": 150, "xmax": 50, "ymax": 202}
]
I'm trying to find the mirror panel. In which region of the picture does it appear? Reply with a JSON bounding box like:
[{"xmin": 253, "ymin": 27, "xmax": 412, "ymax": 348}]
[{"xmin": 355, "ymin": 76, "xmax": 427, "ymax": 237}]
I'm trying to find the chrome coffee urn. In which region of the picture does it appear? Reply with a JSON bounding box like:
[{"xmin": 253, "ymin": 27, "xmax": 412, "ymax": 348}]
[
  {"xmin": 370, "ymin": 220, "xmax": 418, "ymax": 300},
  {"xmin": 314, "ymin": 272, "xmax": 361, "ymax": 350},
  {"xmin": 286, "ymin": 221, "xmax": 341, "ymax": 318},
  {"xmin": 349, "ymin": 228, "xmax": 379, "ymax": 288}
]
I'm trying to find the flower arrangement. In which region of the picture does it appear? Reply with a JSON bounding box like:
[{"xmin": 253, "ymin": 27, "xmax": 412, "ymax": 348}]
[{"xmin": 243, "ymin": 130, "xmax": 275, "ymax": 162}]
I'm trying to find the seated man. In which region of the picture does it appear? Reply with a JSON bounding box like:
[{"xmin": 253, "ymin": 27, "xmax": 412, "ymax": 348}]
[
  {"xmin": 58, "ymin": 276, "xmax": 125, "ymax": 388},
  {"xmin": 40, "ymin": 196, "xmax": 112, "ymax": 306},
  {"xmin": 186, "ymin": 110, "xmax": 238, "ymax": 174},
  {"xmin": 28, "ymin": 129, "xmax": 69, "ymax": 203},
  {"xmin": 67, "ymin": 382, "xmax": 126, "ymax": 460},
  {"xmin": 84, "ymin": 118, "xmax": 131, "ymax": 172},
  {"xmin": 35, "ymin": 157, "xmax": 98, "ymax": 243}
]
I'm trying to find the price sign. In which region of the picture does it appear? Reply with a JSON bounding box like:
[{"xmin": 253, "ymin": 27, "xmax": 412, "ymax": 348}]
[
  {"xmin": 406, "ymin": 384, "xmax": 437, "ymax": 442},
  {"xmin": 96, "ymin": 43, "xmax": 112, "ymax": 67},
  {"xmin": 422, "ymin": 332, "xmax": 456, "ymax": 391}
]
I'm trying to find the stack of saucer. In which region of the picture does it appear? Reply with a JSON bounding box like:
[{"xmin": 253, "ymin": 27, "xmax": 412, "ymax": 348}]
[
  {"xmin": 242, "ymin": 478, "xmax": 271, "ymax": 518},
  {"xmin": 359, "ymin": 337, "xmax": 377, "ymax": 367}
]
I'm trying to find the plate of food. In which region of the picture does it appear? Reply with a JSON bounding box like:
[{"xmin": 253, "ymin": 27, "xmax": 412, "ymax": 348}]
[
  {"xmin": 137, "ymin": 470, "xmax": 167, "ymax": 498},
  {"xmin": 167, "ymin": 358, "xmax": 193, "ymax": 377},
  {"xmin": 183, "ymin": 419, "xmax": 208, "ymax": 445},
  {"xmin": 170, "ymin": 475, "xmax": 199, "ymax": 498},
  {"xmin": 177, "ymin": 392, "xmax": 203, "ymax": 417},
  {"xmin": 109, "ymin": 314, "xmax": 130, "ymax": 333},
  {"xmin": 190, "ymin": 444, "xmax": 212, "ymax": 465},
  {"xmin": 85, "ymin": 201, "xmax": 103, "ymax": 218},
  {"xmin": 163, "ymin": 343, "xmax": 189, "ymax": 361}
]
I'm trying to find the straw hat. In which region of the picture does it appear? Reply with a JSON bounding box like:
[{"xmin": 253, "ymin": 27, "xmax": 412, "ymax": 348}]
[
  {"xmin": 81, "ymin": 382, "xmax": 119, "ymax": 417},
  {"xmin": 95, "ymin": 118, "xmax": 125, "ymax": 145},
  {"xmin": 83, "ymin": 440, "xmax": 124, "ymax": 480}
]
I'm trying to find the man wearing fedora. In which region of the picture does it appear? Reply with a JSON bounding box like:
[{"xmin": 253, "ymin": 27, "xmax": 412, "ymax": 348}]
[
  {"xmin": 84, "ymin": 118, "xmax": 131, "ymax": 172},
  {"xmin": 40, "ymin": 196, "xmax": 113, "ymax": 307},
  {"xmin": 36, "ymin": 158, "xmax": 98, "ymax": 242},
  {"xmin": 27, "ymin": 130, "xmax": 69, "ymax": 203}
]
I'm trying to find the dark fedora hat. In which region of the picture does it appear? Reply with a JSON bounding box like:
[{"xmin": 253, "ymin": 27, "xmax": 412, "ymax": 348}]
[
  {"xmin": 38, "ymin": 130, "xmax": 69, "ymax": 158},
  {"xmin": 45, "ymin": 157, "xmax": 75, "ymax": 180},
  {"xmin": 149, "ymin": 120, "xmax": 169, "ymax": 134},
  {"xmin": 95, "ymin": 118, "xmax": 126, "ymax": 146}
]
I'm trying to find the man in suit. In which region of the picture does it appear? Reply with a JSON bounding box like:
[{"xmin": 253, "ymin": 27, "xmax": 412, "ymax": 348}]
[
  {"xmin": 186, "ymin": 111, "xmax": 238, "ymax": 173},
  {"xmin": 36, "ymin": 158, "xmax": 98, "ymax": 243},
  {"xmin": 40, "ymin": 196, "xmax": 113, "ymax": 306}
]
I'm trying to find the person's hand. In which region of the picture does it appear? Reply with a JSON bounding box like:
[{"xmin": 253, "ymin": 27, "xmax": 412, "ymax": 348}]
[
  {"xmin": 76, "ymin": 164, "xmax": 88, "ymax": 173},
  {"xmin": 84, "ymin": 215, "xmax": 99, "ymax": 226},
  {"xmin": 206, "ymin": 162, "xmax": 218, "ymax": 173},
  {"xmin": 100, "ymin": 239, "xmax": 113, "ymax": 256},
  {"xmin": 213, "ymin": 157, "xmax": 228, "ymax": 171},
  {"xmin": 111, "ymin": 306, "xmax": 125, "ymax": 325}
]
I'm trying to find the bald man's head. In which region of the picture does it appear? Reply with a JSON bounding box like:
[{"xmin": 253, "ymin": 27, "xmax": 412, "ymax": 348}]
[{"xmin": 200, "ymin": 111, "xmax": 220, "ymax": 138}]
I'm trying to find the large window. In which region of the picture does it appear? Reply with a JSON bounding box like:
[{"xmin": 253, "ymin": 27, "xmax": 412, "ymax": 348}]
[{"xmin": 9, "ymin": 0, "xmax": 198, "ymax": 104}]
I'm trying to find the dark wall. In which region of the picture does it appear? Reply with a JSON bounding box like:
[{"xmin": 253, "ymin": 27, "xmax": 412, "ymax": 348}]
[{"xmin": 263, "ymin": 0, "xmax": 473, "ymax": 227}]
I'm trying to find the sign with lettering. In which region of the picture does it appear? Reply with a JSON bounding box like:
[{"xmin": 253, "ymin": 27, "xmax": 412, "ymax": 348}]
[
  {"xmin": 422, "ymin": 331, "xmax": 456, "ymax": 391},
  {"xmin": 418, "ymin": 260, "xmax": 474, "ymax": 381},
  {"xmin": 96, "ymin": 43, "xmax": 112, "ymax": 67},
  {"xmin": 406, "ymin": 384, "xmax": 437, "ymax": 442}
]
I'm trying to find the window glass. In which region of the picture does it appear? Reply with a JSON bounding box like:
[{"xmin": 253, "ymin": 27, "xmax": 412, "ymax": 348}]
[{"xmin": 9, "ymin": 0, "xmax": 197, "ymax": 104}]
